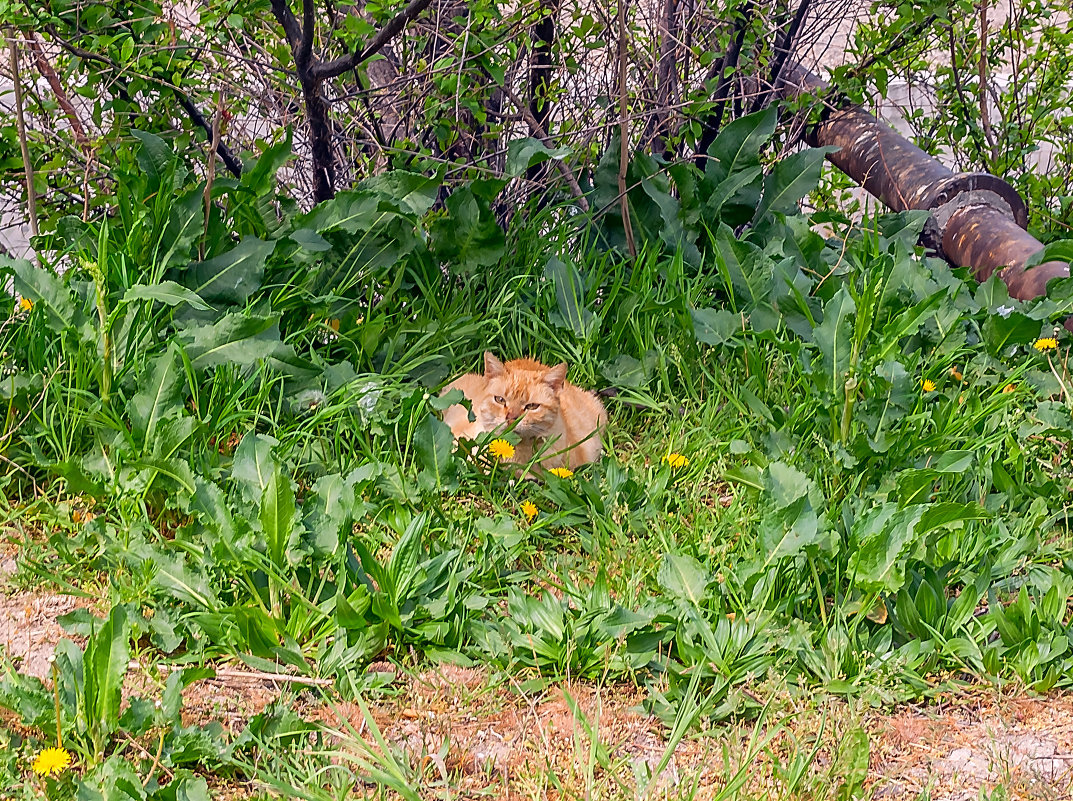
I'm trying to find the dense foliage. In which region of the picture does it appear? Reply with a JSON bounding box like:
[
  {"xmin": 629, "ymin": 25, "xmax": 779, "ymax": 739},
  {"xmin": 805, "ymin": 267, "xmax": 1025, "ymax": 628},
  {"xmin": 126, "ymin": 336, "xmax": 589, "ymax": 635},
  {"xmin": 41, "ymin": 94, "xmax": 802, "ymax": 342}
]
[
  {"xmin": 1, "ymin": 100, "xmax": 1072, "ymax": 794},
  {"xmin": 2, "ymin": 0, "xmax": 1073, "ymax": 796}
]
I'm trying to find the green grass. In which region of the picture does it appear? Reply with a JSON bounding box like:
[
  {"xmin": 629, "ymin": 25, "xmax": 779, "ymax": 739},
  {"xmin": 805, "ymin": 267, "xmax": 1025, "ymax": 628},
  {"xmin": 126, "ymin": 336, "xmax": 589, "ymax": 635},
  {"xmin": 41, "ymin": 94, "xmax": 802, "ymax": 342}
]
[{"xmin": 0, "ymin": 118, "xmax": 1072, "ymax": 797}]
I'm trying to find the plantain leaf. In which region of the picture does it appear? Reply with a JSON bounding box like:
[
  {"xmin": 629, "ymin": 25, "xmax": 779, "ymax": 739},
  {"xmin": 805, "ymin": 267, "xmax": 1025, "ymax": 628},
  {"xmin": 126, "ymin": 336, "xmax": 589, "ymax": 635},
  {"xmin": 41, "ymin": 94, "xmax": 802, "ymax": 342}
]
[
  {"xmin": 657, "ymin": 553, "xmax": 710, "ymax": 605},
  {"xmin": 260, "ymin": 468, "xmax": 297, "ymax": 569},
  {"xmin": 414, "ymin": 413, "xmax": 456, "ymax": 491}
]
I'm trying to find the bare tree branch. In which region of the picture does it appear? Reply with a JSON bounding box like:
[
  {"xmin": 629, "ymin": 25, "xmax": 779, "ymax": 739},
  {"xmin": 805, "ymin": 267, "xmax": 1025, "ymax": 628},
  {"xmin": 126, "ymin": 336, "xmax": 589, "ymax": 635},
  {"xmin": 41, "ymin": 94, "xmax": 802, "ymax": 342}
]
[
  {"xmin": 25, "ymin": 32, "xmax": 90, "ymax": 152},
  {"xmin": 498, "ymin": 83, "xmax": 589, "ymax": 212},
  {"xmin": 270, "ymin": 0, "xmax": 304, "ymax": 50},
  {"xmin": 749, "ymin": 0, "xmax": 812, "ymax": 113},
  {"xmin": 297, "ymin": 0, "xmax": 316, "ymax": 69},
  {"xmin": 312, "ymin": 0, "xmax": 436, "ymax": 81},
  {"xmin": 41, "ymin": 25, "xmax": 244, "ymax": 179}
]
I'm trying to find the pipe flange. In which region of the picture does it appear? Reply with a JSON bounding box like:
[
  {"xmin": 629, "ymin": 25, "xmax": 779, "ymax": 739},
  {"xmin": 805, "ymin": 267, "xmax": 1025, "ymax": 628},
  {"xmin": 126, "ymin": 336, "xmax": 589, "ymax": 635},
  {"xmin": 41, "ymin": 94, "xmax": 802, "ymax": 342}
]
[
  {"xmin": 929, "ymin": 188, "xmax": 1027, "ymax": 248},
  {"xmin": 918, "ymin": 172, "xmax": 1028, "ymax": 228}
]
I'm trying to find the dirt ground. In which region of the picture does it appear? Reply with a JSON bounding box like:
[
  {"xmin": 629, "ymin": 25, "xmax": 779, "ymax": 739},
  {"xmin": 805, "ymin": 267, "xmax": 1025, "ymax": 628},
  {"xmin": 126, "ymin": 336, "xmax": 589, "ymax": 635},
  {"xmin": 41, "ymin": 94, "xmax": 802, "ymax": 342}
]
[{"xmin": 4, "ymin": 572, "xmax": 1073, "ymax": 801}]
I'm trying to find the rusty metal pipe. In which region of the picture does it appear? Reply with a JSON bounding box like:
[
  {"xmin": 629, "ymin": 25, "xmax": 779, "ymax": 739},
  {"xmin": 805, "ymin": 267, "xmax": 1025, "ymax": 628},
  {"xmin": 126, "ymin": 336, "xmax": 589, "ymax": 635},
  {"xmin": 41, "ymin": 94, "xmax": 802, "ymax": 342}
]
[{"xmin": 781, "ymin": 65, "xmax": 1068, "ymax": 301}]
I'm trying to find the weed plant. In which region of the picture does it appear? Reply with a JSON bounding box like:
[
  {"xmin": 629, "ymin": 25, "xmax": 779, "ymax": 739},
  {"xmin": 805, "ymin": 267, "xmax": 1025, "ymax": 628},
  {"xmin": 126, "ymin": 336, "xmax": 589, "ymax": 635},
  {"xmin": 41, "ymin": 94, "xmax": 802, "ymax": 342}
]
[{"xmin": 0, "ymin": 110, "xmax": 1072, "ymax": 796}]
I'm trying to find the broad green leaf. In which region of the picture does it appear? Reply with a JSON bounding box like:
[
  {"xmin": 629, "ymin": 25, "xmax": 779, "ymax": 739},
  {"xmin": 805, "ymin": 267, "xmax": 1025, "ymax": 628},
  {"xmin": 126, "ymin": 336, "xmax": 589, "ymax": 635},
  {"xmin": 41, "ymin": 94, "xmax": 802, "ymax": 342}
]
[
  {"xmin": 752, "ymin": 146, "xmax": 838, "ymax": 223},
  {"xmin": 132, "ymin": 129, "xmax": 175, "ymax": 189},
  {"xmin": 260, "ymin": 469, "xmax": 297, "ymax": 569},
  {"xmin": 545, "ymin": 256, "xmax": 595, "ymax": 337},
  {"xmin": 77, "ymin": 754, "xmax": 146, "ymax": 801},
  {"xmin": 359, "ymin": 170, "xmax": 440, "ymax": 217},
  {"xmin": 7, "ymin": 257, "xmax": 87, "ymax": 336},
  {"xmin": 691, "ymin": 307, "xmax": 740, "ymax": 345},
  {"xmin": 232, "ymin": 433, "xmax": 278, "ymax": 502},
  {"xmin": 1024, "ymin": 239, "xmax": 1073, "ymax": 268},
  {"xmin": 178, "ymin": 313, "xmax": 290, "ymax": 370},
  {"xmin": 813, "ymin": 285, "xmax": 856, "ymax": 389},
  {"xmin": 505, "ymin": 137, "xmax": 572, "ymax": 176},
  {"xmin": 758, "ymin": 495, "xmax": 821, "ymax": 567},
  {"xmin": 128, "ymin": 345, "xmax": 185, "ymax": 450},
  {"xmin": 981, "ymin": 311, "xmax": 1041, "ymax": 356},
  {"xmin": 657, "ymin": 553, "xmax": 710, "ymax": 605},
  {"xmin": 600, "ymin": 354, "xmax": 648, "ymax": 388},
  {"xmin": 414, "ymin": 413, "xmax": 456, "ymax": 490},
  {"xmin": 387, "ymin": 513, "xmax": 428, "ymax": 602},
  {"xmin": 288, "ymin": 228, "xmax": 331, "ymax": 252},
  {"xmin": 765, "ymin": 461, "xmax": 810, "ymax": 509},
  {"xmin": 304, "ymin": 472, "xmax": 357, "ymax": 556},
  {"xmin": 850, "ymin": 504, "xmax": 925, "ymax": 593},
  {"xmin": 241, "ymin": 130, "xmax": 294, "ymax": 194},
  {"xmin": 705, "ymin": 165, "xmax": 763, "ymax": 217},
  {"xmin": 153, "ymin": 556, "xmax": 220, "ymax": 610},
  {"xmin": 710, "ymin": 104, "xmax": 778, "ymax": 172},
  {"xmin": 83, "ymin": 605, "xmax": 129, "ymax": 740},
  {"xmin": 428, "ymin": 186, "xmax": 505, "ymax": 271},
  {"xmin": 121, "ymin": 281, "xmax": 211, "ymax": 311},
  {"xmin": 918, "ymin": 501, "xmax": 991, "ymax": 531},
  {"xmin": 182, "ymin": 236, "xmax": 274, "ymax": 304},
  {"xmin": 131, "ymin": 455, "xmax": 197, "ymax": 495},
  {"xmin": 932, "ymin": 451, "xmax": 973, "ymax": 473}
]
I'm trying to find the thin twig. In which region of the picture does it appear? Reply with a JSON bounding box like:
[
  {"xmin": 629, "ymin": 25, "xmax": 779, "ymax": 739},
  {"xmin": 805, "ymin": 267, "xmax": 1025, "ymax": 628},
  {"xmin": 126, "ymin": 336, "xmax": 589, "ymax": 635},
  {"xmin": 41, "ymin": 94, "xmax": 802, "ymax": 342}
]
[
  {"xmin": 978, "ymin": 0, "xmax": 998, "ymax": 166},
  {"xmin": 617, "ymin": 0, "xmax": 636, "ymax": 259},
  {"xmin": 24, "ymin": 32, "xmax": 90, "ymax": 152},
  {"xmin": 7, "ymin": 30, "xmax": 39, "ymax": 245},
  {"xmin": 497, "ymin": 83, "xmax": 589, "ymax": 211},
  {"xmin": 201, "ymin": 93, "xmax": 223, "ymax": 260}
]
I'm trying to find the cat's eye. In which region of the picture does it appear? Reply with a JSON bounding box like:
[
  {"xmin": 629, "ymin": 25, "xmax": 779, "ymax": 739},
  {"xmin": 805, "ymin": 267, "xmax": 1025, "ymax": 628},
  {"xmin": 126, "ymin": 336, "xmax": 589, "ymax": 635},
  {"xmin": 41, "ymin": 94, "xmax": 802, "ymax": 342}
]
[
  {"xmin": 524, "ymin": 402, "xmax": 540, "ymax": 411},
  {"xmin": 494, "ymin": 395, "xmax": 506, "ymax": 405}
]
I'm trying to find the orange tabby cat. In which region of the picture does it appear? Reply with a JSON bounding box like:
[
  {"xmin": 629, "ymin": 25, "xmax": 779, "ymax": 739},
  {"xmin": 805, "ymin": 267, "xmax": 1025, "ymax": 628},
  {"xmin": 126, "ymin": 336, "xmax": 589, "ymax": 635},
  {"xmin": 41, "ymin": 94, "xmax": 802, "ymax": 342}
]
[{"xmin": 441, "ymin": 352, "xmax": 607, "ymax": 469}]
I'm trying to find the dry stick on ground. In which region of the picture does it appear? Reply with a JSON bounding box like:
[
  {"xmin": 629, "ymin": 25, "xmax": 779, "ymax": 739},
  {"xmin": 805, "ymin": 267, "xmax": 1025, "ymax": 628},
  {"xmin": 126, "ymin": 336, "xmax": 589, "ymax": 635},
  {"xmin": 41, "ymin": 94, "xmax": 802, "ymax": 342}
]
[
  {"xmin": 7, "ymin": 31, "xmax": 39, "ymax": 245},
  {"xmin": 617, "ymin": 0, "xmax": 637, "ymax": 260}
]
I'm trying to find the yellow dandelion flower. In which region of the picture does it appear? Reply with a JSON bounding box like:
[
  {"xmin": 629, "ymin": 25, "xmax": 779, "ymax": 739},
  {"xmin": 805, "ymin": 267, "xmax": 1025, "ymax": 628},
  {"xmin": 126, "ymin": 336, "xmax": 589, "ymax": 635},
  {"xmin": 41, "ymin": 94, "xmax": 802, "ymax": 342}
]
[
  {"xmin": 1033, "ymin": 337, "xmax": 1058, "ymax": 352},
  {"xmin": 19, "ymin": 297, "xmax": 33, "ymax": 312},
  {"xmin": 548, "ymin": 467, "xmax": 574, "ymax": 479},
  {"xmin": 521, "ymin": 500, "xmax": 538, "ymax": 521},
  {"xmin": 31, "ymin": 747, "xmax": 71, "ymax": 776},
  {"xmin": 921, "ymin": 379, "xmax": 936, "ymax": 393},
  {"xmin": 663, "ymin": 452, "xmax": 690, "ymax": 469},
  {"xmin": 488, "ymin": 439, "xmax": 515, "ymax": 460}
]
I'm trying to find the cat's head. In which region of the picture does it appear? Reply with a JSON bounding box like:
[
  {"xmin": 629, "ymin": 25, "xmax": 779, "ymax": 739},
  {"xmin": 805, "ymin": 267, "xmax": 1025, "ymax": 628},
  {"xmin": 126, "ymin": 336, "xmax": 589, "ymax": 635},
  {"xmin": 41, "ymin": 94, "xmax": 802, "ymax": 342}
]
[{"xmin": 477, "ymin": 352, "xmax": 566, "ymax": 438}]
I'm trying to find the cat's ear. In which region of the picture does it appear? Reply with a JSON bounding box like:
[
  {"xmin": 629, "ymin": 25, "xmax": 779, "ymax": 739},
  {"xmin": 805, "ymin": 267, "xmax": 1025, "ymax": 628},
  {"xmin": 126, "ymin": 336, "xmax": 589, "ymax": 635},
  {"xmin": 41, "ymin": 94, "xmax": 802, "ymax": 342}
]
[
  {"xmin": 484, "ymin": 352, "xmax": 506, "ymax": 378},
  {"xmin": 544, "ymin": 363, "xmax": 567, "ymax": 392}
]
